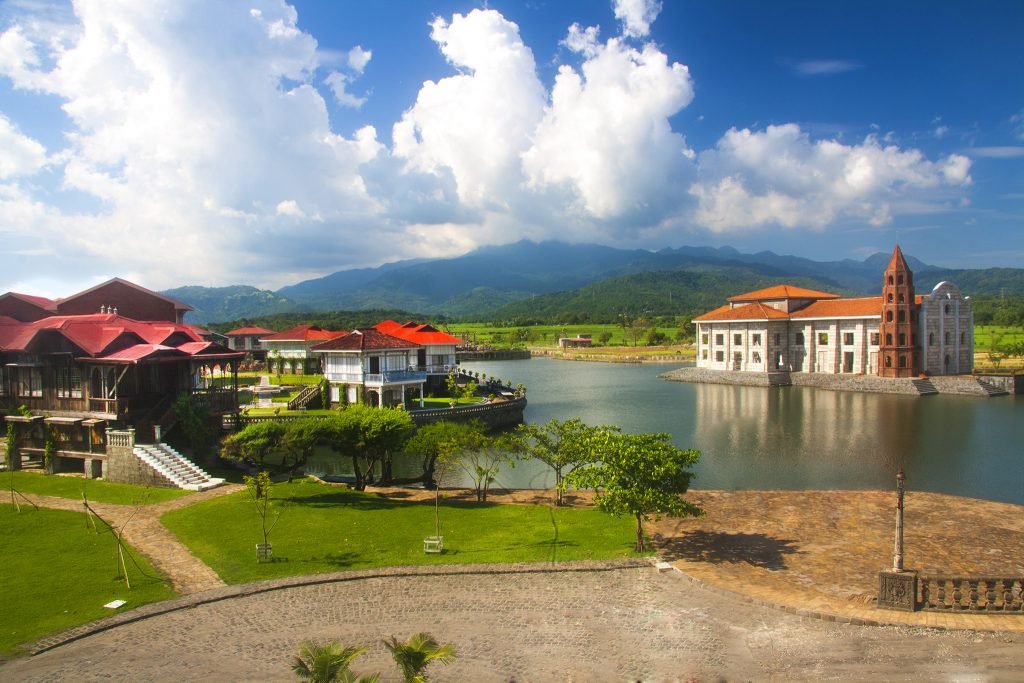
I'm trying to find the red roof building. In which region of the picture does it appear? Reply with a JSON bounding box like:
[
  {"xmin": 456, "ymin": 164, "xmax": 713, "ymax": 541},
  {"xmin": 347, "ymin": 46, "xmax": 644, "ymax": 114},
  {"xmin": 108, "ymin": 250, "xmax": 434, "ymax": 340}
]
[
  {"xmin": 312, "ymin": 328, "xmax": 428, "ymax": 408},
  {"xmin": 224, "ymin": 326, "xmax": 276, "ymax": 359},
  {"xmin": 694, "ymin": 246, "xmax": 973, "ymax": 377},
  {"xmin": 1, "ymin": 281, "xmax": 243, "ymax": 487},
  {"xmin": 259, "ymin": 324, "xmax": 347, "ymax": 375},
  {"xmin": 373, "ymin": 320, "xmax": 462, "ymax": 375}
]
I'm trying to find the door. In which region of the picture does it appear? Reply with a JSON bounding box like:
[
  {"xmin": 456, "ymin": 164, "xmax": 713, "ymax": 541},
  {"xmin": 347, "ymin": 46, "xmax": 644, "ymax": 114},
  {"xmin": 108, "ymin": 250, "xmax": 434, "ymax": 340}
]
[
  {"xmin": 417, "ymin": 348, "xmax": 427, "ymax": 370},
  {"xmin": 369, "ymin": 356, "xmax": 380, "ymax": 374},
  {"xmin": 733, "ymin": 352, "xmax": 742, "ymax": 371},
  {"xmin": 843, "ymin": 352, "xmax": 854, "ymax": 373}
]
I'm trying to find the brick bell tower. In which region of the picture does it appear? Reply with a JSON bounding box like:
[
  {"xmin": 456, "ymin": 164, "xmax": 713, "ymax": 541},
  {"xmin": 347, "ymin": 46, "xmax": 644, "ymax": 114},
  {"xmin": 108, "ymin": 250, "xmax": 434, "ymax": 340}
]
[{"xmin": 879, "ymin": 245, "xmax": 918, "ymax": 377}]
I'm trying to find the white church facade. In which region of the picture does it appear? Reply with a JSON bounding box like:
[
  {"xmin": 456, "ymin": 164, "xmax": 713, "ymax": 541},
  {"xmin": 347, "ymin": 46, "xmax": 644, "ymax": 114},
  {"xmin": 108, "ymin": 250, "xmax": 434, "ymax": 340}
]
[{"xmin": 693, "ymin": 247, "xmax": 973, "ymax": 377}]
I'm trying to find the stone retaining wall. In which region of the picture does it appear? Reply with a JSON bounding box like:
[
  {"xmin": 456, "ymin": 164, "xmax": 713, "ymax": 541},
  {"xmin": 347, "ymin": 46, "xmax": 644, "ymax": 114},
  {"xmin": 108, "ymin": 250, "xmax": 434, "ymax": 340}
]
[
  {"xmin": 788, "ymin": 372, "xmax": 921, "ymax": 395},
  {"xmin": 105, "ymin": 443, "xmax": 176, "ymax": 488},
  {"xmin": 660, "ymin": 367, "xmax": 781, "ymax": 388}
]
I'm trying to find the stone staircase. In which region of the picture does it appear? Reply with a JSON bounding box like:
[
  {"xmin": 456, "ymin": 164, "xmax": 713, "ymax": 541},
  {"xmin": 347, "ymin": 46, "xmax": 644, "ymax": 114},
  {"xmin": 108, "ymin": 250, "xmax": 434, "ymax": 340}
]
[
  {"xmin": 974, "ymin": 377, "xmax": 1009, "ymax": 397},
  {"xmin": 133, "ymin": 443, "xmax": 224, "ymax": 491},
  {"xmin": 287, "ymin": 382, "xmax": 322, "ymax": 410},
  {"xmin": 911, "ymin": 378, "xmax": 939, "ymax": 396}
]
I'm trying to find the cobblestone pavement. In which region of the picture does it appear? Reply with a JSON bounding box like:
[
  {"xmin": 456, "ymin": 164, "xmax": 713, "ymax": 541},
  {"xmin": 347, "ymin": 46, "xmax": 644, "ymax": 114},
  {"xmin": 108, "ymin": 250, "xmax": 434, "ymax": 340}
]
[
  {"xmin": 2, "ymin": 563, "xmax": 1021, "ymax": 682},
  {"xmin": 28, "ymin": 483, "xmax": 243, "ymax": 595}
]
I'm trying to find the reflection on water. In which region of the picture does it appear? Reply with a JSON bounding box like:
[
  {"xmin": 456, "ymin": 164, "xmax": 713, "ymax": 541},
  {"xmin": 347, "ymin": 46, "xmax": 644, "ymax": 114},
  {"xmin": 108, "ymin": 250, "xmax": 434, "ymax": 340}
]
[{"xmin": 455, "ymin": 358, "xmax": 1023, "ymax": 504}]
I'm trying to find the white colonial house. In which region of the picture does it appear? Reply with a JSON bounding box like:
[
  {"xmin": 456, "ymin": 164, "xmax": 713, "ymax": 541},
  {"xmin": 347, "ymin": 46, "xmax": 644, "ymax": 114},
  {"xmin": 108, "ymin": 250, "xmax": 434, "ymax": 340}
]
[
  {"xmin": 694, "ymin": 247, "xmax": 973, "ymax": 377},
  {"xmin": 259, "ymin": 324, "xmax": 344, "ymax": 375},
  {"xmin": 312, "ymin": 328, "xmax": 429, "ymax": 408}
]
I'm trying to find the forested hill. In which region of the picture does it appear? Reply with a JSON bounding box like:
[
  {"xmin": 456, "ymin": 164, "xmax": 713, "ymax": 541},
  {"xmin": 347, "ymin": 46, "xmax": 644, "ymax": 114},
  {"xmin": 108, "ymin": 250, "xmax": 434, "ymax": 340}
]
[
  {"xmin": 162, "ymin": 285, "xmax": 300, "ymax": 325},
  {"xmin": 480, "ymin": 268, "xmax": 850, "ymax": 324}
]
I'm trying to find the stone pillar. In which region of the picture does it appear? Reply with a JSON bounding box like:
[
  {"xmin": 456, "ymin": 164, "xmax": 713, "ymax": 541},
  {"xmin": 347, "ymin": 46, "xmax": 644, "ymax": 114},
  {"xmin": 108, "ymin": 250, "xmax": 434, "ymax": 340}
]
[{"xmin": 878, "ymin": 468, "xmax": 917, "ymax": 611}]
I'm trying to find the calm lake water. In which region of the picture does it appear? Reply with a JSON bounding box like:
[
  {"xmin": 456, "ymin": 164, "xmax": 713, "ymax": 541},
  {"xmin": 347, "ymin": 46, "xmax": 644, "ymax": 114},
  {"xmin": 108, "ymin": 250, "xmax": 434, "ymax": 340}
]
[{"xmin": 456, "ymin": 358, "xmax": 1024, "ymax": 505}]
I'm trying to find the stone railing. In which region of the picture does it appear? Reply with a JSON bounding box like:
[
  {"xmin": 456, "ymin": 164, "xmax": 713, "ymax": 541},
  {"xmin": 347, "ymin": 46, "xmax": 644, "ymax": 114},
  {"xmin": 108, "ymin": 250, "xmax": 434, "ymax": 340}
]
[
  {"xmin": 919, "ymin": 576, "xmax": 1024, "ymax": 612},
  {"xmin": 106, "ymin": 428, "xmax": 135, "ymax": 449}
]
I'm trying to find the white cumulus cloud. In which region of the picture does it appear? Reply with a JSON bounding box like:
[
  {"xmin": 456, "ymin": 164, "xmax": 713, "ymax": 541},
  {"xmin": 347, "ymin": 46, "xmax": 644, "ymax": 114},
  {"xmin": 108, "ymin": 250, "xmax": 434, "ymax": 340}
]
[
  {"xmin": 614, "ymin": 0, "xmax": 662, "ymax": 39},
  {"xmin": 690, "ymin": 124, "xmax": 972, "ymax": 231},
  {"xmin": 0, "ymin": 114, "xmax": 47, "ymax": 178}
]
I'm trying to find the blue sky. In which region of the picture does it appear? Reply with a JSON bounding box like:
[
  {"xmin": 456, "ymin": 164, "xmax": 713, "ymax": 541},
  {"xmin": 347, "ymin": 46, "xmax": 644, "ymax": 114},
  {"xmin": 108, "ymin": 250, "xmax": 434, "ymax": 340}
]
[{"xmin": 0, "ymin": 0, "xmax": 1021, "ymax": 297}]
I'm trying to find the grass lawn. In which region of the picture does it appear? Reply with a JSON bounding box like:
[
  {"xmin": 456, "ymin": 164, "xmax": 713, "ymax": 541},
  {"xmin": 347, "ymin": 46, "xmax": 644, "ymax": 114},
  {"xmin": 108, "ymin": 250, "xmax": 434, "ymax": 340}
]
[
  {"xmin": 162, "ymin": 478, "xmax": 643, "ymax": 585},
  {"xmin": 0, "ymin": 504, "xmax": 176, "ymax": 656},
  {"xmin": 450, "ymin": 322, "xmax": 687, "ymax": 348},
  {"xmin": 4, "ymin": 471, "xmax": 193, "ymax": 505}
]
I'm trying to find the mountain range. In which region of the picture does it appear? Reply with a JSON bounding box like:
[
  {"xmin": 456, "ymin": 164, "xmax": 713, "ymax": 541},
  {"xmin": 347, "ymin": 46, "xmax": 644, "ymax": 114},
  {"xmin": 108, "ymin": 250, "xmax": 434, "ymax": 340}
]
[{"xmin": 162, "ymin": 241, "xmax": 1024, "ymax": 324}]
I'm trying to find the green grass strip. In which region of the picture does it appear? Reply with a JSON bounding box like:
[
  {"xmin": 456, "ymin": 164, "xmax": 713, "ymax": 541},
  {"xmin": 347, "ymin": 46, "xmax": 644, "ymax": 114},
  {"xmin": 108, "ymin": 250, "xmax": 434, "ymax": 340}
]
[
  {"xmin": 0, "ymin": 504, "xmax": 176, "ymax": 656},
  {"xmin": 163, "ymin": 479, "xmax": 643, "ymax": 585},
  {"xmin": 4, "ymin": 471, "xmax": 193, "ymax": 505}
]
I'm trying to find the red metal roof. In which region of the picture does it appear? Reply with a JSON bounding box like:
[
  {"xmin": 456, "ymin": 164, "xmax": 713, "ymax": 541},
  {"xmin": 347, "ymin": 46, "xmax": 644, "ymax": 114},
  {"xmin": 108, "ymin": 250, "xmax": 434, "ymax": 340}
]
[
  {"xmin": 312, "ymin": 328, "xmax": 419, "ymax": 352},
  {"xmin": 791, "ymin": 297, "xmax": 883, "ymax": 319},
  {"xmin": 0, "ymin": 292, "xmax": 55, "ymax": 309},
  {"xmin": 373, "ymin": 320, "xmax": 463, "ymax": 345},
  {"xmin": 53, "ymin": 277, "xmax": 192, "ymax": 312},
  {"xmin": 226, "ymin": 326, "xmax": 276, "ymax": 336},
  {"xmin": 260, "ymin": 324, "xmax": 345, "ymax": 342},
  {"xmin": 0, "ymin": 312, "xmax": 214, "ymax": 357},
  {"xmin": 727, "ymin": 284, "xmax": 840, "ymax": 303}
]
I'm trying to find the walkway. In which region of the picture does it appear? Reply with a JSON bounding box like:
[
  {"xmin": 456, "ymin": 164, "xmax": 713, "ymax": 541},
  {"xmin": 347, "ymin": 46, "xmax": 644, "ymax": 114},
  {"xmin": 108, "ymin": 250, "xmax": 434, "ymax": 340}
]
[
  {"xmin": 29, "ymin": 483, "xmax": 243, "ymax": 595},
  {"xmin": 3, "ymin": 562, "xmax": 1021, "ymax": 682}
]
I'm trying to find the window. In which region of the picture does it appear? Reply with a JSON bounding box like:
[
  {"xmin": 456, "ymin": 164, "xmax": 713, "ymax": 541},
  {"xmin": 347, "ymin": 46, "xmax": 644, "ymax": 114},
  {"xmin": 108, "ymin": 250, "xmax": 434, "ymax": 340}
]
[
  {"xmin": 885, "ymin": 355, "xmax": 892, "ymax": 368},
  {"xmin": 843, "ymin": 333, "xmax": 854, "ymax": 346},
  {"xmin": 702, "ymin": 349, "xmax": 708, "ymax": 360},
  {"xmin": 870, "ymin": 333, "xmax": 879, "ymax": 345},
  {"xmin": 701, "ymin": 334, "xmax": 708, "ymax": 345},
  {"xmin": 929, "ymin": 333, "xmax": 934, "ymax": 347},
  {"xmin": 15, "ymin": 367, "xmax": 42, "ymax": 398},
  {"xmin": 898, "ymin": 356, "xmax": 907, "ymax": 368},
  {"xmin": 57, "ymin": 367, "xmax": 82, "ymax": 399},
  {"xmin": 898, "ymin": 333, "xmax": 906, "ymax": 346},
  {"xmin": 818, "ymin": 332, "xmax": 828, "ymax": 345},
  {"xmin": 960, "ymin": 332, "xmax": 966, "ymax": 344},
  {"xmin": 795, "ymin": 332, "xmax": 805, "ymax": 345},
  {"xmin": 898, "ymin": 311, "xmax": 906, "ymax": 322},
  {"xmin": 715, "ymin": 350, "xmax": 724, "ymax": 362},
  {"xmin": 734, "ymin": 333, "xmax": 742, "ymax": 345},
  {"xmin": 752, "ymin": 334, "xmax": 761, "ymax": 346},
  {"xmin": 944, "ymin": 332, "xmax": 951, "ymax": 344},
  {"xmin": 887, "ymin": 293, "xmax": 893, "ymax": 303},
  {"xmin": 715, "ymin": 334, "xmax": 724, "ymax": 346},
  {"xmin": 886, "ymin": 311, "xmax": 893, "ymax": 322},
  {"xmin": 752, "ymin": 351, "xmax": 762, "ymax": 363},
  {"xmin": 910, "ymin": 312, "xmax": 915, "ymax": 323},
  {"xmin": 898, "ymin": 293, "xmax": 905, "ymax": 303},
  {"xmin": 897, "ymin": 274, "xmax": 904, "ymax": 284},
  {"xmin": 886, "ymin": 333, "xmax": 893, "ymax": 345},
  {"xmin": 0, "ymin": 367, "xmax": 5, "ymax": 396},
  {"xmin": 888, "ymin": 276, "xmax": 894, "ymax": 285},
  {"xmin": 774, "ymin": 333, "xmax": 781, "ymax": 346},
  {"xmin": 944, "ymin": 304, "xmax": 952, "ymax": 315}
]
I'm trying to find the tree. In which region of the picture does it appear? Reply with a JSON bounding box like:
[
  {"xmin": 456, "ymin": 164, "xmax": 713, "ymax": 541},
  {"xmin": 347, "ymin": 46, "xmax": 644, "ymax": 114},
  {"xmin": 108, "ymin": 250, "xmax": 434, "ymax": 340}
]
[
  {"xmin": 444, "ymin": 370, "xmax": 477, "ymax": 406},
  {"xmin": 322, "ymin": 406, "xmax": 414, "ymax": 490},
  {"xmin": 562, "ymin": 431, "xmax": 703, "ymax": 552},
  {"xmin": 291, "ymin": 641, "xmax": 378, "ymax": 683},
  {"xmin": 440, "ymin": 428, "xmax": 510, "ymax": 503},
  {"xmin": 173, "ymin": 393, "xmax": 216, "ymax": 459},
  {"xmin": 383, "ymin": 632, "xmax": 457, "ymax": 683},
  {"xmin": 244, "ymin": 470, "xmax": 280, "ymax": 559},
  {"xmin": 512, "ymin": 418, "xmax": 609, "ymax": 506},
  {"xmin": 597, "ymin": 331, "xmax": 612, "ymax": 346},
  {"xmin": 403, "ymin": 421, "xmax": 484, "ymax": 488},
  {"xmin": 223, "ymin": 420, "xmax": 288, "ymax": 471}
]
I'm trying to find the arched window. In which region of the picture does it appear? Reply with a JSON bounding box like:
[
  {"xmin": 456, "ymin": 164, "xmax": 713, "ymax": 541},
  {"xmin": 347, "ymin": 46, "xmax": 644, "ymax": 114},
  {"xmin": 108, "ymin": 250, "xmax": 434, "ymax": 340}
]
[
  {"xmin": 898, "ymin": 356, "xmax": 907, "ymax": 368},
  {"xmin": 944, "ymin": 332, "xmax": 950, "ymax": 344},
  {"xmin": 886, "ymin": 333, "xmax": 893, "ymax": 345},
  {"xmin": 886, "ymin": 311, "xmax": 894, "ymax": 322},
  {"xmin": 944, "ymin": 354, "xmax": 951, "ymax": 370},
  {"xmin": 929, "ymin": 333, "xmax": 934, "ymax": 346},
  {"xmin": 944, "ymin": 303, "xmax": 952, "ymax": 315},
  {"xmin": 960, "ymin": 332, "xmax": 966, "ymax": 344},
  {"xmin": 897, "ymin": 274, "xmax": 904, "ymax": 284},
  {"xmin": 898, "ymin": 333, "xmax": 906, "ymax": 346},
  {"xmin": 887, "ymin": 293, "xmax": 894, "ymax": 303},
  {"xmin": 898, "ymin": 311, "xmax": 906, "ymax": 322},
  {"xmin": 898, "ymin": 293, "xmax": 905, "ymax": 303},
  {"xmin": 888, "ymin": 276, "xmax": 894, "ymax": 285},
  {"xmin": 885, "ymin": 356, "xmax": 892, "ymax": 368}
]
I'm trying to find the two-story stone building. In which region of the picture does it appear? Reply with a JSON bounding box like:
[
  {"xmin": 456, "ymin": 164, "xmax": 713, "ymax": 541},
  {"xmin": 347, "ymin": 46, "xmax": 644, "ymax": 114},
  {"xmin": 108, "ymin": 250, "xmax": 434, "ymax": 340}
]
[{"xmin": 694, "ymin": 246, "xmax": 973, "ymax": 377}]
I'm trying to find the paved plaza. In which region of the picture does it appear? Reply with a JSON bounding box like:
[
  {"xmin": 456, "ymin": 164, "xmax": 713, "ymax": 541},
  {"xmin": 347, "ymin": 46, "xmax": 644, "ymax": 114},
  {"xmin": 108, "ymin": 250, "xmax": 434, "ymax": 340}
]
[
  {"xmin": 3, "ymin": 483, "xmax": 1023, "ymax": 681},
  {"xmin": 2, "ymin": 562, "xmax": 1021, "ymax": 682}
]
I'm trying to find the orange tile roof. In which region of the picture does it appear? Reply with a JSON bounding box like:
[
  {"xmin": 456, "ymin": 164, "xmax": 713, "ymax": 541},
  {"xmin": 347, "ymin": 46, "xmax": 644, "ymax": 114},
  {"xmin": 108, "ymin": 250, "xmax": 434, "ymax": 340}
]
[
  {"xmin": 791, "ymin": 297, "xmax": 882, "ymax": 319},
  {"xmin": 727, "ymin": 284, "xmax": 839, "ymax": 302},
  {"xmin": 693, "ymin": 302, "xmax": 792, "ymax": 322},
  {"xmin": 373, "ymin": 320, "xmax": 463, "ymax": 345},
  {"xmin": 260, "ymin": 324, "xmax": 345, "ymax": 342}
]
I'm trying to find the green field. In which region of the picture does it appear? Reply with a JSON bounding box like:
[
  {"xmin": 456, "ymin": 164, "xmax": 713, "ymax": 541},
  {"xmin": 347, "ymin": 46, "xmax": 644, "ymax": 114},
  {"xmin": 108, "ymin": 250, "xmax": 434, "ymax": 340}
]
[
  {"xmin": 449, "ymin": 322, "xmax": 687, "ymax": 348},
  {"xmin": 4, "ymin": 471, "xmax": 193, "ymax": 505},
  {"xmin": 162, "ymin": 478, "xmax": 641, "ymax": 585},
  {"xmin": 0, "ymin": 504, "xmax": 176, "ymax": 655}
]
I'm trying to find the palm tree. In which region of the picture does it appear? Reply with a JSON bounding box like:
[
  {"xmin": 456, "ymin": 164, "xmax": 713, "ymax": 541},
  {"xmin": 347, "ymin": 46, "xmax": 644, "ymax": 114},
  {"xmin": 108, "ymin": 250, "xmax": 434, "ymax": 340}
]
[
  {"xmin": 291, "ymin": 641, "xmax": 379, "ymax": 683},
  {"xmin": 383, "ymin": 632, "xmax": 457, "ymax": 683}
]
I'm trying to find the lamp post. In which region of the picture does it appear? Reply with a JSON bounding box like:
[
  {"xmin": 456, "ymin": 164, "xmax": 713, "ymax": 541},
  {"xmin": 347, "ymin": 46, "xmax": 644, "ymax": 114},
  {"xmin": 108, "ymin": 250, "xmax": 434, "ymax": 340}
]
[{"xmin": 893, "ymin": 468, "xmax": 906, "ymax": 571}]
